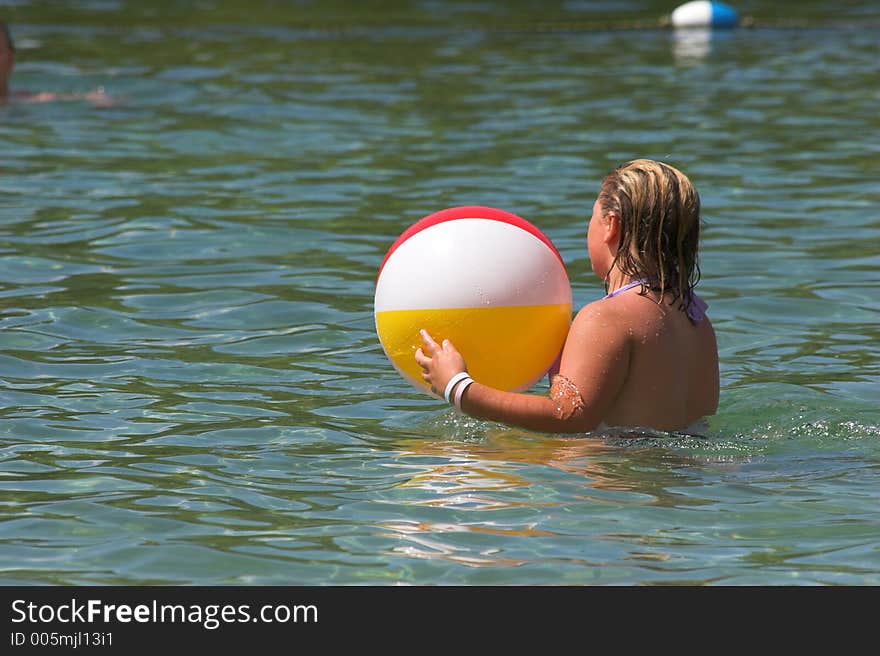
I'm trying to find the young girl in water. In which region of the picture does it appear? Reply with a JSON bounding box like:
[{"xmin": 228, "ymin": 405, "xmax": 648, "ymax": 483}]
[
  {"xmin": 0, "ymin": 21, "xmax": 113, "ymax": 105},
  {"xmin": 415, "ymin": 158, "xmax": 719, "ymax": 434}
]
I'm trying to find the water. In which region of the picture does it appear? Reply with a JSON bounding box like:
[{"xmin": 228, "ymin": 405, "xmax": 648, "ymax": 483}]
[{"xmin": 1, "ymin": 1, "xmax": 878, "ymax": 585}]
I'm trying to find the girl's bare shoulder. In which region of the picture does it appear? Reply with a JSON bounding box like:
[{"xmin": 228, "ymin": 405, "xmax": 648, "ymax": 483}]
[
  {"xmin": 569, "ymin": 298, "xmax": 634, "ymax": 343},
  {"xmin": 573, "ymin": 292, "xmax": 680, "ymax": 342},
  {"xmin": 575, "ymin": 293, "xmax": 653, "ymax": 322}
]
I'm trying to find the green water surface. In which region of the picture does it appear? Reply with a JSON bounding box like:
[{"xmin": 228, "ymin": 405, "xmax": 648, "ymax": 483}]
[{"xmin": 1, "ymin": 0, "xmax": 878, "ymax": 585}]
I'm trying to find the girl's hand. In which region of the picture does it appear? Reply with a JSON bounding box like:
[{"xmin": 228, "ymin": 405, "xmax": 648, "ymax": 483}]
[{"xmin": 414, "ymin": 329, "xmax": 468, "ymax": 398}]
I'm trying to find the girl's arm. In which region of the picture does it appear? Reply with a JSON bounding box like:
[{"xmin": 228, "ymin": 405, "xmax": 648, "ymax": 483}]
[{"xmin": 415, "ymin": 303, "xmax": 630, "ymax": 434}]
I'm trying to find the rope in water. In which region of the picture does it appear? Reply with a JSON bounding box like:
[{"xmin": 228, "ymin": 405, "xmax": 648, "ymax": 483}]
[{"xmin": 275, "ymin": 17, "xmax": 880, "ymax": 35}]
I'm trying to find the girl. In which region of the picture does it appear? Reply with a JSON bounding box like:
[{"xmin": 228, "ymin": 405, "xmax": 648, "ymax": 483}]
[
  {"xmin": 415, "ymin": 159, "xmax": 719, "ymax": 434},
  {"xmin": 0, "ymin": 22, "xmax": 113, "ymax": 105}
]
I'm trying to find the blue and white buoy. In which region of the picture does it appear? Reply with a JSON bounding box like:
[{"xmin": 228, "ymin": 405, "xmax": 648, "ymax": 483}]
[{"xmin": 670, "ymin": 1, "xmax": 739, "ymax": 28}]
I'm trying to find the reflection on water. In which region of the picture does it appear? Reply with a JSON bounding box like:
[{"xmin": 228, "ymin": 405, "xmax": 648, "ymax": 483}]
[
  {"xmin": 380, "ymin": 428, "xmax": 748, "ymax": 571},
  {"xmin": 394, "ymin": 430, "xmax": 715, "ymax": 501},
  {"xmin": 672, "ymin": 28, "xmax": 712, "ymax": 62}
]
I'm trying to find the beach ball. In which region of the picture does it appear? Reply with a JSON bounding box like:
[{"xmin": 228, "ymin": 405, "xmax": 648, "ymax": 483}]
[
  {"xmin": 670, "ymin": 1, "xmax": 739, "ymax": 28},
  {"xmin": 374, "ymin": 206, "xmax": 572, "ymax": 396}
]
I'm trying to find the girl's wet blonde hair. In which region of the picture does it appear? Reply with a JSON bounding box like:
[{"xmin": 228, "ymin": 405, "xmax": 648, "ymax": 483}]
[{"xmin": 597, "ymin": 158, "xmax": 702, "ymax": 311}]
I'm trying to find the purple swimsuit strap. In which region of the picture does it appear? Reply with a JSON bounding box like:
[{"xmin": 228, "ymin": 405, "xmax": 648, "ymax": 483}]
[
  {"xmin": 685, "ymin": 293, "xmax": 708, "ymax": 324},
  {"xmin": 604, "ymin": 279, "xmax": 649, "ymax": 299},
  {"xmin": 604, "ymin": 278, "xmax": 707, "ymax": 324}
]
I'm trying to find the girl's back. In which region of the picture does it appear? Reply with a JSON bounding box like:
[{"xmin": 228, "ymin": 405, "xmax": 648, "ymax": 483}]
[{"xmin": 596, "ymin": 288, "xmax": 719, "ymax": 431}]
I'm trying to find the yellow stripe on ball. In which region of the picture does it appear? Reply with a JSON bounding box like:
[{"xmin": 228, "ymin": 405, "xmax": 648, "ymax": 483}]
[{"xmin": 376, "ymin": 303, "xmax": 571, "ymax": 393}]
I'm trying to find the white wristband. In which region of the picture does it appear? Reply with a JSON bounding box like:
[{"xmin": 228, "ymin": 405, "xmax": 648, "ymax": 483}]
[
  {"xmin": 444, "ymin": 372, "xmax": 471, "ymax": 404},
  {"xmin": 453, "ymin": 377, "xmax": 475, "ymax": 410}
]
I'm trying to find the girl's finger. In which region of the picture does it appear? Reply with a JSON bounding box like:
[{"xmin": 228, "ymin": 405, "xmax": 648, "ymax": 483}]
[{"xmin": 419, "ymin": 329, "xmax": 440, "ymax": 355}]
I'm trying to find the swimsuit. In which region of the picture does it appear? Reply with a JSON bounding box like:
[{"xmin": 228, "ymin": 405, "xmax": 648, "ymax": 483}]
[{"xmin": 604, "ymin": 278, "xmax": 707, "ymax": 324}]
